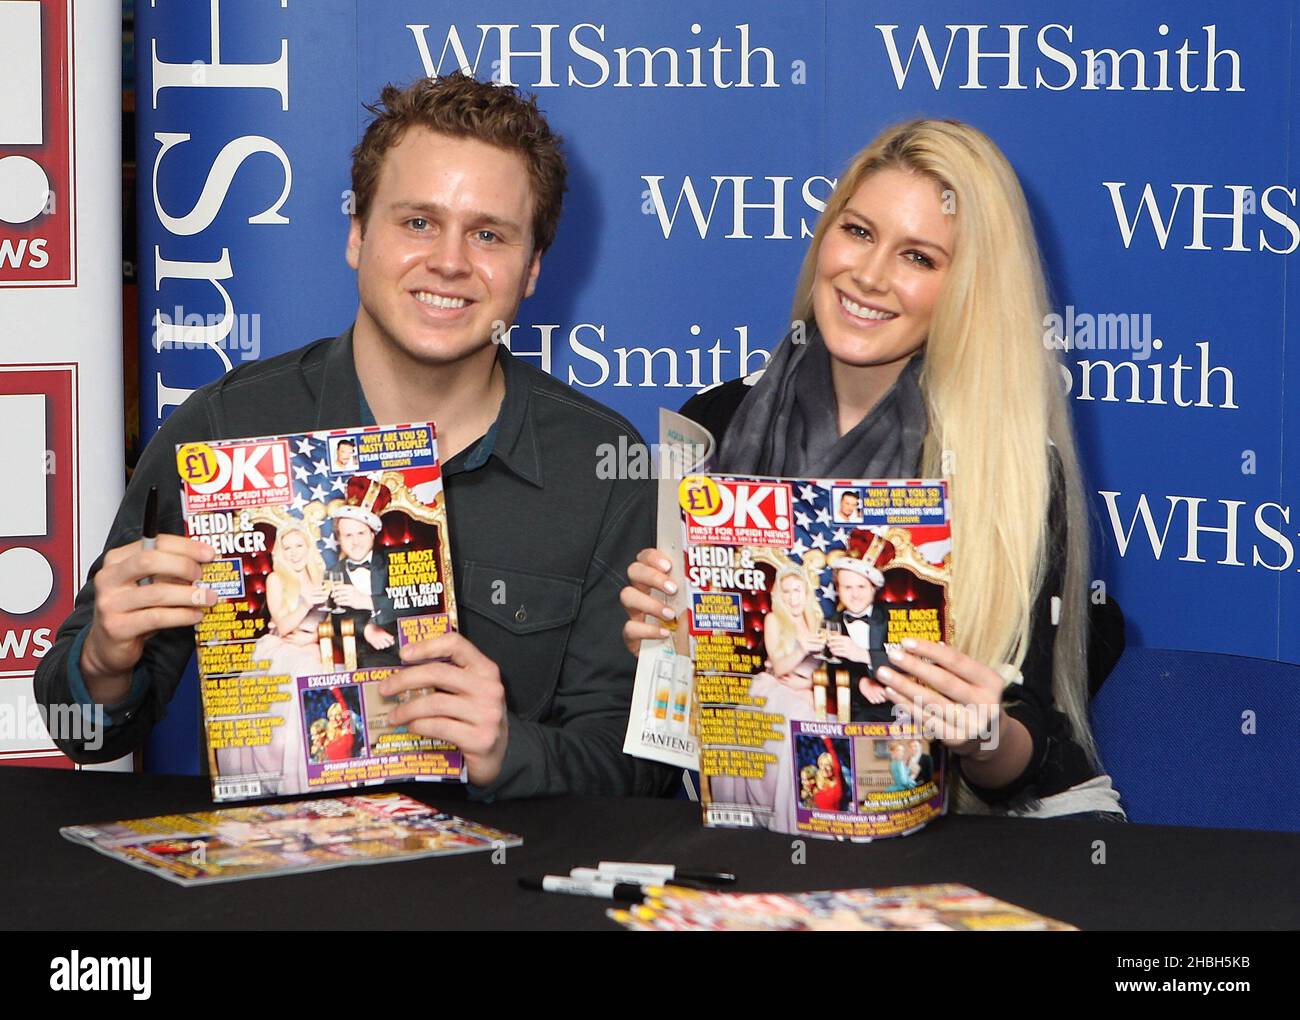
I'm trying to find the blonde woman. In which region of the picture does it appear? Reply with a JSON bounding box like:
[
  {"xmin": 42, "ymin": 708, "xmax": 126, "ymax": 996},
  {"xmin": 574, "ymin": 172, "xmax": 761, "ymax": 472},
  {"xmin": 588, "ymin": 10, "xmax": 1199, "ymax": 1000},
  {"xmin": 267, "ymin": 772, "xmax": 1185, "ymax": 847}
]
[
  {"xmin": 763, "ymin": 565, "xmax": 825, "ymax": 691},
  {"xmin": 264, "ymin": 525, "xmax": 329, "ymax": 646},
  {"xmin": 709, "ymin": 563, "xmax": 827, "ymax": 832},
  {"xmin": 799, "ymin": 764, "xmax": 819, "ymax": 808},
  {"xmin": 622, "ymin": 119, "xmax": 1125, "ymax": 821}
]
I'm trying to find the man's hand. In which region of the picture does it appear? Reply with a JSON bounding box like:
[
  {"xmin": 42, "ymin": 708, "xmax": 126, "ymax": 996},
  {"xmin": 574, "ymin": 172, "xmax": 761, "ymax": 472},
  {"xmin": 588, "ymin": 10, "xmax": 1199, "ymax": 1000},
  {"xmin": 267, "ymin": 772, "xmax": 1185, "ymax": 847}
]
[
  {"xmin": 827, "ymin": 633, "xmax": 871, "ymax": 664},
  {"xmin": 80, "ymin": 535, "xmax": 218, "ymax": 704},
  {"xmin": 379, "ymin": 633, "xmax": 508, "ymax": 787},
  {"xmin": 858, "ymin": 676, "xmax": 890, "ymax": 704},
  {"xmin": 364, "ymin": 622, "xmax": 395, "ymax": 650},
  {"xmin": 332, "ymin": 584, "xmax": 373, "ymax": 611}
]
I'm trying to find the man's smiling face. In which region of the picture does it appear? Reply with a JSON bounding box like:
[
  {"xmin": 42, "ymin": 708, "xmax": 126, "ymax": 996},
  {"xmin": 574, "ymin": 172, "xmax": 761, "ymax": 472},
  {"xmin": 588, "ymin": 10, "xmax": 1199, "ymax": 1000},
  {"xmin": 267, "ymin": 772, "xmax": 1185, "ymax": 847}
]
[
  {"xmin": 347, "ymin": 127, "xmax": 541, "ymax": 368},
  {"xmin": 835, "ymin": 569, "xmax": 876, "ymax": 615},
  {"xmin": 335, "ymin": 517, "xmax": 375, "ymax": 563}
]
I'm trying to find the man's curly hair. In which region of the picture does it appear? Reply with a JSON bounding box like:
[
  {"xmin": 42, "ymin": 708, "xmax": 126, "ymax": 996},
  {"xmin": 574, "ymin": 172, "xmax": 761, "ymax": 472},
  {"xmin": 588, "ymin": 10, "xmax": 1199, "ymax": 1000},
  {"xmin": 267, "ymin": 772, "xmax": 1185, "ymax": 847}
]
[{"xmin": 351, "ymin": 72, "xmax": 566, "ymax": 254}]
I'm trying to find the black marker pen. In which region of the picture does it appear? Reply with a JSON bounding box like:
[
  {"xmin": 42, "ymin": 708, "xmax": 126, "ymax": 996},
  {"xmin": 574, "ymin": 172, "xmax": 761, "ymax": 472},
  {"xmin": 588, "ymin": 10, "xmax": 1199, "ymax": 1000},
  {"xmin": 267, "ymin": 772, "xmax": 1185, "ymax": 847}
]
[{"xmin": 137, "ymin": 485, "xmax": 159, "ymax": 586}]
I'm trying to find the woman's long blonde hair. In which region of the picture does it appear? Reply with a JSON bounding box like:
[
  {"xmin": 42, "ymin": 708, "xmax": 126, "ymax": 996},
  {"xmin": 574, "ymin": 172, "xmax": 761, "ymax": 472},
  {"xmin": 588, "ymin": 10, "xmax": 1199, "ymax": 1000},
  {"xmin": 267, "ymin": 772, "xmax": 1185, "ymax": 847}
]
[
  {"xmin": 766, "ymin": 564, "xmax": 824, "ymax": 658},
  {"xmin": 790, "ymin": 120, "xmax": 1097, "ymax": 809},
  {"xmin": 270, "ymin": 524, "xmax": 327, "ymax": 611}
]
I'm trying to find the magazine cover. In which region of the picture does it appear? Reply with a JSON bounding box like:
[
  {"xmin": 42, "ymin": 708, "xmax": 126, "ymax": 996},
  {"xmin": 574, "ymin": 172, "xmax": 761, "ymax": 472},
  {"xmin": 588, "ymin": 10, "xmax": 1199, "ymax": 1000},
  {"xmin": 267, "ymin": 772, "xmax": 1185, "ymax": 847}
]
[
  {"xmin": 681, "ymin": 471, "xmax": 953, "ymax": 840},
  {"xmin": 177, "ymin": 422, "xmax": 464, "ymax": 802},
  {"xmin": 60, "ymin": 793, "xmax": 520, "ymax": 887},
  {"xmin": 608, "ymin": 883, "xmax": 1077, "ymax": 932}
]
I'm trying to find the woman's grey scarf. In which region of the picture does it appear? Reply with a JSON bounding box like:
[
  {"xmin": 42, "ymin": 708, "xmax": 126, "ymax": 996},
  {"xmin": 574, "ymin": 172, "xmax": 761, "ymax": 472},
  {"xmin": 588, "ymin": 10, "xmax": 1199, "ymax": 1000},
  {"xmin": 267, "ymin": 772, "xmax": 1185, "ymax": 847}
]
[{"xmin": 716, "ymin": 324, "xmax": 928, "ymax": 479}]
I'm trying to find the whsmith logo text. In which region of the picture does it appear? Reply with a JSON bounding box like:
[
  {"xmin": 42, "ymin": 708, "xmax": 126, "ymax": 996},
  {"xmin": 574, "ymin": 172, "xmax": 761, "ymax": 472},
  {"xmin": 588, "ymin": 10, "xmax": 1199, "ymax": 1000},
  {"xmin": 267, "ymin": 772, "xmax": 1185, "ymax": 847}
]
[{"xmin": 409, "ymin": 22, "xmax": 782, "ymax": 88}]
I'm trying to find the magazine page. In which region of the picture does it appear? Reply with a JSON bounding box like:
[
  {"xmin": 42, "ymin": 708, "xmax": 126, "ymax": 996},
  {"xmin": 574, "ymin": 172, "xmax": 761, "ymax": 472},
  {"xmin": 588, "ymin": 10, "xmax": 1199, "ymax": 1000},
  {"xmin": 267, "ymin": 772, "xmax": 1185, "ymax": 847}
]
[
  {"xmin": 60, "ymin": 793, "xmax": 520, "ymax": 887},
  {"xmin": 608, "ymin": 883, "xmax": 1076, "ymax": 932},
  {"xmin": 177, "ymin": 422, "xmax": 464, "ymax": 802},
  {"xmin": 683, "ymin": 474, "xmax": 953, "ymax": 839},
  {"xmin": 622, "ymin": 409, "xmax": 715, "ymax": 769}
]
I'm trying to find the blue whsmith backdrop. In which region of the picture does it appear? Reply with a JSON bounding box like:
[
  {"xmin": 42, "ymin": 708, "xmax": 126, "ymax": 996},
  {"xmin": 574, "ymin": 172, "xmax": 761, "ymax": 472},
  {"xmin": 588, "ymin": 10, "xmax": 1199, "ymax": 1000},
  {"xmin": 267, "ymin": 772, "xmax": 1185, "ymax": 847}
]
[{"xmin": 135, "ymin": 3, "xmax": 1300, "ymax": 740}]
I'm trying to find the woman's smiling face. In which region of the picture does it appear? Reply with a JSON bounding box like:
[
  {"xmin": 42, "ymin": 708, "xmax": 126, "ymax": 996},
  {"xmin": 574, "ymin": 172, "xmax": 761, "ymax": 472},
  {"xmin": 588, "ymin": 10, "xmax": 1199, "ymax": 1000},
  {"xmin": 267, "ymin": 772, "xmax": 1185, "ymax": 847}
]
[
  {"xmin": 779, "ymin": 574, "xmax": 808, "ymax": 614},
  {"xmin": 812, "ymin": 167, "xmax": 955, "ymax": 372},
  {"xmin": 280, "ymin": 530, "xmax": 309, "ymax": 570}
]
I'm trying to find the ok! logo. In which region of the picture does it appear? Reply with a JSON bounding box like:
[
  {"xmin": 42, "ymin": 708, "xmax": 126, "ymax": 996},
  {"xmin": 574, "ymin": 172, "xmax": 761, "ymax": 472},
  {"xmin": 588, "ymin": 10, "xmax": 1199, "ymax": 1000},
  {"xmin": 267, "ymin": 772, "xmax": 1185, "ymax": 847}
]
[
  {"xmin": 177, "ymin": 440, "xmax": 293, "ymax": 512},
  {"xmin": 680, "ymin": 476, "xmax": 794, "ymax": 546}
]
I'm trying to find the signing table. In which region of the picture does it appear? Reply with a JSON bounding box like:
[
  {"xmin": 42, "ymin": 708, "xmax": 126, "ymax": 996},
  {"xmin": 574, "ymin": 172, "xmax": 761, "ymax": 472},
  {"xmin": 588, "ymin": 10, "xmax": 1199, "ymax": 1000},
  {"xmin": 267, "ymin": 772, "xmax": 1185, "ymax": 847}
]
[{"xmin": 4, "ymin": 768, "xmax": 1297, "ymax": 930}]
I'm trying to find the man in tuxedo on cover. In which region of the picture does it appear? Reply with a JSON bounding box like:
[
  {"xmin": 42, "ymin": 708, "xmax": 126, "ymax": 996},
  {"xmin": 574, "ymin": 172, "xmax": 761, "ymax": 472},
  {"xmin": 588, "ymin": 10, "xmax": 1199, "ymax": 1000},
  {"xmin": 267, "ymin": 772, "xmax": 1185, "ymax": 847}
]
[
  {"xmin": 823, "ymin": 559, "xmax": 894, "ymax": 722},
  {"xmin": 329, "ymin": 477, "xmax": 399, "ymax": 667}
]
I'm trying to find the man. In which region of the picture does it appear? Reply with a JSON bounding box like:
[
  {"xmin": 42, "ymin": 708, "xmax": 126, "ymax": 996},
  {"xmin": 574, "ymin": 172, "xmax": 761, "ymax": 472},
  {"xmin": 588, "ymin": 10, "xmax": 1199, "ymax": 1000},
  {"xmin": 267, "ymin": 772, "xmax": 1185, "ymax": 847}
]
[
  {"xmin": 34, "ymin": 73, "xmax": 673, "ymax": 799},
  {"xmin": 824, "ymin": 560, "xmax": 894, "ymax": 723},
  {"xmin": 327, "ymin": 476, "xmax": 398, "ymax": 666},
  {"xmin": 332, "ymin": 437, "xmax": 359, "ymax": 471},
  {"xmin": 836, "ymin": 489, "xmax": 863, "ymax": 523}
]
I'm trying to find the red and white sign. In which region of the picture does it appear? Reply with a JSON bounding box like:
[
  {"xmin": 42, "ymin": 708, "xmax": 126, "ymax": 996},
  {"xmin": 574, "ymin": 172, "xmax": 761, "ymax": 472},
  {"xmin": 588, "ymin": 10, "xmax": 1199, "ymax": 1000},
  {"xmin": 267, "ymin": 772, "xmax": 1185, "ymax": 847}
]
[
  {"xmin": 0, "ymin": 0, "xmax": 76, "ymax": 287},
  {"xmin": 0, "ymin": 0, "xmax": 123, "ymax": 770},
  {"xmin": 0, "ymin": 366, "xmax": 77, "ymax": 677}
]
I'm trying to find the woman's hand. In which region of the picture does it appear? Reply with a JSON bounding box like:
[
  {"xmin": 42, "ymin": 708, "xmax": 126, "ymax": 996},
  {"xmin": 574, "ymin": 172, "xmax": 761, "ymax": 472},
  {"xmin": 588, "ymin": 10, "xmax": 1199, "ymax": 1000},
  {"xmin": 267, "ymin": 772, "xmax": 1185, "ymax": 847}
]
[
  {"xmin": 302, "ymin": 583, "xmax": 329, "ymax": 608},
  {"xmin": 619, "ymin": 548, "xmax": 678, "ymax": 658},
  {"xmin": 872, "ymin": 637, "xmax": 1004, "ymax": 758}
]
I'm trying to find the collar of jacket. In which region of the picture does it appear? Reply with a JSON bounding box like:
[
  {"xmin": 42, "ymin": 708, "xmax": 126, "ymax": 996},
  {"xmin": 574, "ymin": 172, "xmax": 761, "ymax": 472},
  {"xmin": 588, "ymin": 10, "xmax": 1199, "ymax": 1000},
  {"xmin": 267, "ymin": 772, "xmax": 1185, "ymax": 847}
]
[{"xmin": 316, "ymin": 323, "xmax": 543, "ymax": 489}]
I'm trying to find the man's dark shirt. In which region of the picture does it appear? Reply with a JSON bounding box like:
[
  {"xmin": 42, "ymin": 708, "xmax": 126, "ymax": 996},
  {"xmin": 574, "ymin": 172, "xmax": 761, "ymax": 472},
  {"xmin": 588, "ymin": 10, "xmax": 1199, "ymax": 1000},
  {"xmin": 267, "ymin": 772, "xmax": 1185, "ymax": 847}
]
[{"xmin": 34, "ymin": 327, "xmax": 676, "ymax": 800}]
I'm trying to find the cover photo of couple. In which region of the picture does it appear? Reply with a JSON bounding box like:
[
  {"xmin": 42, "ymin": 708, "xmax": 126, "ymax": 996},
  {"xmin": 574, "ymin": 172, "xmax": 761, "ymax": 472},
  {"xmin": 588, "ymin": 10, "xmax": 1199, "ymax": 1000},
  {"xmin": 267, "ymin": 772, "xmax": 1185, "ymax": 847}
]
[
  {"xmin": 692, "ymin": 479, "xmax": 952, "ymax": 838},
  {"xmin": 192, "ymin": 425, "xmax": 457, "ymax": 799}
]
